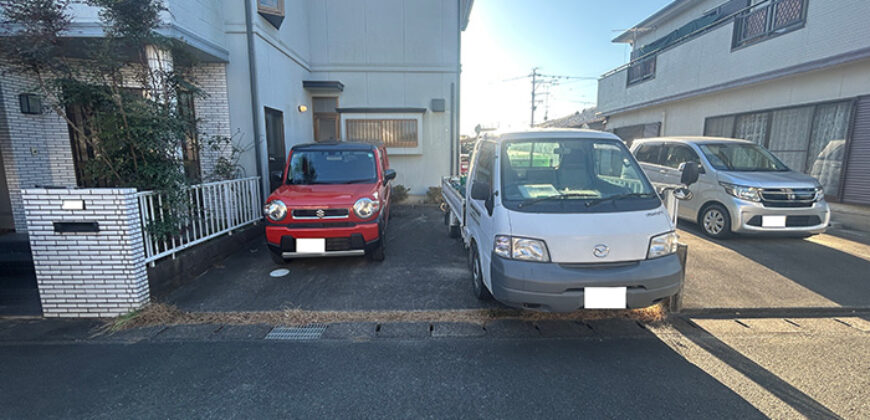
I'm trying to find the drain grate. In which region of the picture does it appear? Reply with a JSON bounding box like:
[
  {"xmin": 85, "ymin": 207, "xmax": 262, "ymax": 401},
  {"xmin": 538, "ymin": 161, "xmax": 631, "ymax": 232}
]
[{"xmin": 265, "ymin": 324, "xmax": 327, "ymax": 340}]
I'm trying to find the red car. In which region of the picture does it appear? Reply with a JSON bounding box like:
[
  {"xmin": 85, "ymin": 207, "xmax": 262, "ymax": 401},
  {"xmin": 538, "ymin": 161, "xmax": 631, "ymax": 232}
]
[{"xmin": 263, "ymin": 142, "xmax": 396, "ymax": 263}]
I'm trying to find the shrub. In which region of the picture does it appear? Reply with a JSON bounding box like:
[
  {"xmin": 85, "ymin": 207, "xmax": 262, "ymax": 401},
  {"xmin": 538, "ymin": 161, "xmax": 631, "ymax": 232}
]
[
  {"xmin": 391, "ymin": 184, "xmax": 409, "ymax": 203},
  {"xmin": 425, "ymin": 186, "xmax": 443, "ymax": 205}
]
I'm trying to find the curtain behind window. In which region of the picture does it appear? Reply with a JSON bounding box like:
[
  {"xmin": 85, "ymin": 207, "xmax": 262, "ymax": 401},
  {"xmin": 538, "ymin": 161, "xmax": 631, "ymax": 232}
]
[
  {"xmin": 704, "ymin": 116, "xmax": 735, "ymax": 137},
  {"xmin": 734, "ymin": 112, "xmax": 769, "ymax": 145},
  {"xmin": 767, "ymin": 106, "xmax": 813, "ymax": 172},
  {"xmin": 808, "ymin": 101, "xmax": 851, "ymax": 195}
]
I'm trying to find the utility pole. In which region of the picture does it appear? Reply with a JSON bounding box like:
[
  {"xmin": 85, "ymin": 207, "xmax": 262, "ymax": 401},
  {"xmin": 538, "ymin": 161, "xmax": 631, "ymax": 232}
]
[{"xmin": 529, "ymin": 67, "xmax": 538, "ymax": 127}]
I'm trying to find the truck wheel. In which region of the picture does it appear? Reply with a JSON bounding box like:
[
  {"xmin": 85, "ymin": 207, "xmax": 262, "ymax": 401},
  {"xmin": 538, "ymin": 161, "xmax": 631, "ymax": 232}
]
[
  {"xmin": 470, "ymin": 245, "xmax": 492, "ymax": 300},
  {"xmin": 445, "ymin": 212, "xmax": 460, "ymax": 238},
  {"xmin": 700, "ymin": 204, "xmax": 731, "ymax": 239}
]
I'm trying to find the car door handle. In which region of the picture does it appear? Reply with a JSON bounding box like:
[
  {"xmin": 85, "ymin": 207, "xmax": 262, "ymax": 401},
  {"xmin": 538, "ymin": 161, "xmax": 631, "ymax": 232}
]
[{"xmin": 658, "ymin": 169, "xmax": 667, "ymax": 174}]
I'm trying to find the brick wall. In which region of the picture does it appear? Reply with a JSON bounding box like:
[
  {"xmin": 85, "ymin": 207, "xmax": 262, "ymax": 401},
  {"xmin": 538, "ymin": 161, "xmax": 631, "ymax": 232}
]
[
  {"xmin": 22, "ymin": 188, "xmax": 149, "ymax": 317},
  {"xmin": 0, "ymin": 70, "xmax": 79, "ymax": 232},
  {"xmin": 190, "ymin": 63, "xmax": 234, "ymax": 180}
]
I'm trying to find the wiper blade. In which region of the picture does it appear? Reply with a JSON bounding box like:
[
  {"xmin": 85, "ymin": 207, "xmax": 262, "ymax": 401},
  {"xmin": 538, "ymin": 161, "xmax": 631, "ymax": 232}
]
[
  {"xmin": 518, "ymin": 193, "xmax": 598, "ymax": 208},
  {"xmin": 585, "ymin": 192, "xmax": 655, "ymax": 208},
  {"xmin": 344, "ymin": 179, "xmax": 375, "ymax": 184}
]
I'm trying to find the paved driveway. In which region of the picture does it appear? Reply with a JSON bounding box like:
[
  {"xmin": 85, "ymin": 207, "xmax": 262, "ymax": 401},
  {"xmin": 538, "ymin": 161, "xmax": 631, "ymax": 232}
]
[
  {"xmin": 166, "ymin": 205, "xmax": 870, "ymax": 312},
  {"xmin": 167, "ymin": 205, "xmax": 500, "ymax": 312}
]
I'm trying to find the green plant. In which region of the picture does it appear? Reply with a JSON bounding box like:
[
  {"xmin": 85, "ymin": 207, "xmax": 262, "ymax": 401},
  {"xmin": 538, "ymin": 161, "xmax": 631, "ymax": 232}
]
[
  {"xmin": 425, "ymin": 186, "xmax": 443, "ymax": 205},
  {"xmin": 391, "ymin": 184, "xmax": 409, "ymax": 203},
  {"xmin": 204, "ymin": 131, "xmax": 252, "ymax": 181},
  {"xmin": 0, "ymin": 0, "xmax": 208, "ymax": 238}
]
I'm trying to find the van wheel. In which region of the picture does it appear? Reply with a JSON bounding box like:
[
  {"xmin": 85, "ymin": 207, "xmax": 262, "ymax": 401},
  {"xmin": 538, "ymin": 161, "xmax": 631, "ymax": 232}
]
[
  {"xmin": 470, "ymin": 245, "xmax": 492, "ymax": 300},
  {"xmin": 700, "ymin": 204, "xmax": 731, "ymax": 239}
]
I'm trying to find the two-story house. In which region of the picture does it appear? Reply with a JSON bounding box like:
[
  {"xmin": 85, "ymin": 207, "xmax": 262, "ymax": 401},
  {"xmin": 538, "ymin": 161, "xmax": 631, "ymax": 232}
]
[
  {"xmin": 597, "ymin": 0, "xmax": 870, "ymax": 205},
  {"xmin": 0, "ymin": 0, "xmax": 473, "ymax": 233}
]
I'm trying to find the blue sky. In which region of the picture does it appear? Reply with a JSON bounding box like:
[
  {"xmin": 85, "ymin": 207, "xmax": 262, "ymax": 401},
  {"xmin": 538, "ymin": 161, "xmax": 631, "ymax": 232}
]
[{"xmin": 460, "ymin": 0, "xmax": 671, "ymax": 135}]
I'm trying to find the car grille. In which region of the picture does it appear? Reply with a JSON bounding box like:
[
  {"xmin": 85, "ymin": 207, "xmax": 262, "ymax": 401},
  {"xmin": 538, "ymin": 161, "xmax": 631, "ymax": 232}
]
[
  {"xmin": 292, "ymin": 208, "xmax": 349, "ymax": 219},
  {"xmin": 759, "ymin": 188, "xmax": 817, "ymax": 208},
  {"xmin": 747, "ymin": 215, "xmax": 822, "ymax": 227},
  {"xmin": 326, "ymin": 237, "xmax": 351, "ymax": 251}
]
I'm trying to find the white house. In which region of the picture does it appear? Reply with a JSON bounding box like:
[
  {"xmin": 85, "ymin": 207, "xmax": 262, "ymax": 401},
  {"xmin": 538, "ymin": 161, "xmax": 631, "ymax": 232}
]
[
  {"xmin": 0, "ymin": 0, "xmax": 474, "ymax": 233},
  {"xmin": 598, "ymin": 0, "xmax": 870, "ymax": 205}
]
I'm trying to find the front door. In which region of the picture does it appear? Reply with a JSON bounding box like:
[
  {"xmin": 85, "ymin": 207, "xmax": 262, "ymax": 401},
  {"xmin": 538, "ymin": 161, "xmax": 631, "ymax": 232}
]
[{"xmin": 264, "ymin": 108, "xmax": 286, "ymax": 193}]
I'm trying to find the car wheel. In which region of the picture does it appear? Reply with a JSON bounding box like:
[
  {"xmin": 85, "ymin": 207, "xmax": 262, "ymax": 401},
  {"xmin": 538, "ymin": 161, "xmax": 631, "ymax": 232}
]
[
  {"xmin": 470, "ymin": 244, "xmax": 492, "ymax": 300},
  {"xmin": 700, "ymin": 204, "xmax": 731, "ymax": 239},
  {"xmin": 369, "ymin": 226, "xmax": 386, "ymax": 262}
]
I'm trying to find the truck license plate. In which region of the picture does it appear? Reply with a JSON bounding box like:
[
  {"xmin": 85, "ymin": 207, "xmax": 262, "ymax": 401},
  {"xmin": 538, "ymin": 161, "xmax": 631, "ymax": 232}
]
[
  {"xmin": 762, "ymin": 215, "xmax": 787, "ymax": 228},
  {"xmin": 584, "ymin": 287, "xmax": 627, "ymax": 309},
  {"xmin": 296, "ymin": 238, "xmax": 325, "ymax": 253}
]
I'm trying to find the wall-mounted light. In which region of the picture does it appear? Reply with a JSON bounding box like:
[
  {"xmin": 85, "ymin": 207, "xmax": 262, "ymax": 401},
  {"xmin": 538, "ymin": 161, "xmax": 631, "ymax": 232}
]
[
  {"xmin": 19, "ymin": 94, "xmax": 42, "ymax": 114},
  {"xmin": 298, "ymin": 105, "xmax": 308, "ymax": 113}
]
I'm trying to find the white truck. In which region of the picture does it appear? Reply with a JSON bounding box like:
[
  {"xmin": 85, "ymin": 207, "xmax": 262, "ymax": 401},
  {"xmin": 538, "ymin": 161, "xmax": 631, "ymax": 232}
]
[{"xmin": 441, "ymin": 129, "xmax": 698, "ymax": 312}]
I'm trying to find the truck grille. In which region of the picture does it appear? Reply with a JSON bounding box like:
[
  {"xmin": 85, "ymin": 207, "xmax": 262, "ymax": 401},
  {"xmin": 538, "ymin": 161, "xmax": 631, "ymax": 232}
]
[
  {"xmin": 292, "ymin": 208, "xmax": 349, "ymax": 219},
  {"xmin": 759, "ymin": 188, "xmax": 817, "ymax": 208}
]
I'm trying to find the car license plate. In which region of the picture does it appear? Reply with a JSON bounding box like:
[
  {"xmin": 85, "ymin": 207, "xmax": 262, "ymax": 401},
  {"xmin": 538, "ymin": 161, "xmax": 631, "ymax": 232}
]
[
  {"xmin": 584, "ymin": 287, "xmax": 627, "ymax": 309},
  {"xmin": 296, "ymin": 238, "xmax": 325, "ymax": 253},
  {"xmin": 762, "ymin": 215, "xmax": 787, "ymax": 228}
]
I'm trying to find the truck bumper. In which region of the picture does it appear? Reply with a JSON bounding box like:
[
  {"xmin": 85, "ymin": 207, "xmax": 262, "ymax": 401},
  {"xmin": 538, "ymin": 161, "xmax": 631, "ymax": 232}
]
[
  {"xmin": 266, "ymin": 221, "xmax": 381, "ymax": 259},
  {"xmin": 489, "ymin": 253, "xmax": 683, "ymax": 312}
]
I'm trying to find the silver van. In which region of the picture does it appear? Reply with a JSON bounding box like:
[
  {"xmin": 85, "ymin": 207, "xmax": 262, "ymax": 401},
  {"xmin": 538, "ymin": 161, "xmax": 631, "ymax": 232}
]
[{"xmin": 630, "ymin": 137, "xmax": 830, "ymax": 238}]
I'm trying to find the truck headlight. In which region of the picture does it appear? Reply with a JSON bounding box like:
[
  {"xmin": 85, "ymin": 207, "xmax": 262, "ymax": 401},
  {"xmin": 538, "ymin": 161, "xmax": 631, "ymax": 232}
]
[
  {"xmin": 353, "ymin": 197, "xmax": 380, "ymax": 219},
  {"xmin": 648, "ymin": 231, "xmax": 678, "ymax": 259},
  {"xmin": 494, "ymin": 235, "xmax": 550, "ymax": 262},
  {"xmin": 263, "ymin": 200, "xmax": 287, "ymax": 221},
  {"xmin": 720, "ymin": 182, "xmax": 761, "ymax": 202}
]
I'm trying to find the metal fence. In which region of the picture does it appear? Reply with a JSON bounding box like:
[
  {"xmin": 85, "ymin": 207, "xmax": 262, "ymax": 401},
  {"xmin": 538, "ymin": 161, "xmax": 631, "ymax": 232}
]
[
  {"xmin": 733, "ymin": 0, "xmax": 805, "ymax": 48},
  {"xmin": 136, "ymin": 177, "xmax": 261, "ymax": 265}
]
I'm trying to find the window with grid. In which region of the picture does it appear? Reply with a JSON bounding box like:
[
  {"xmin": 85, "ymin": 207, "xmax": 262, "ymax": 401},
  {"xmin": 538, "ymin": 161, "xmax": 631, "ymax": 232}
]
[
  {"xmin": 733, "ymin": 0, "xmax": 807, "ymax": 48},
  {"xmin": 346, "ymin": 119, "xmax": 418, "ymax": 148}
]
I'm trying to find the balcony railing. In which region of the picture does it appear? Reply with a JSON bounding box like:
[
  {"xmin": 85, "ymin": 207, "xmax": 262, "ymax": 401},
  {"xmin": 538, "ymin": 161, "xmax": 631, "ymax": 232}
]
[
  {"xmin": 733, "ymin": 0, "xmax": 806, "ymax": 48},
  {"xmin": 626, "ymin": 54, "xmax": 657, "ymax": 86}
]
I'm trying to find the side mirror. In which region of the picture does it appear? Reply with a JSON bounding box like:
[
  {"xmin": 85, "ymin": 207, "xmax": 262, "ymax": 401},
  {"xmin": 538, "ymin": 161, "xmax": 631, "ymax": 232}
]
[
  {"xmin": 270, "ymin": 171, "xmax": 283, "ymax": 184},
  {"xmin": 673, "ymin": 187, "xmax": 694, "ymax": 201},
  {"xmin": 383, "ymin": 169, "xmax": 397, "ymax": 185},
  {"xmin": 680, "ymin": 161, "xmax": 700, "ymax": 186},
  {"xmin": 470, "ymin": 180, "xmax": 491, "ymax": 201}
]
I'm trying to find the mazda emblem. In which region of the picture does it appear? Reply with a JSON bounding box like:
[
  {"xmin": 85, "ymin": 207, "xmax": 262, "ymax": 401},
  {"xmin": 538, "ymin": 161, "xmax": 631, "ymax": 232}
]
[
  {"xmin": 315, "ymin": 209, "xmax": 325, "ymax": 218},
  {"xmin": 593, "ymin": 244, "xmax": 610, "ymax": 258}
]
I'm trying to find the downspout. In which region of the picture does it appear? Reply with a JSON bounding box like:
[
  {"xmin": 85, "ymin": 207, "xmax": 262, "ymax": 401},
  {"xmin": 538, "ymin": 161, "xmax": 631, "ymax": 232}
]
[
  {"xmin": 244, "ymin": 0, "xmax": 266, "ymax": 202},
  {"xmin": 449, "ymin": 83, "xmax": 455, "ymax": 175},
  {"xmin": 454, "ymin": 0, "xmax": 462, "ymax": 176}
]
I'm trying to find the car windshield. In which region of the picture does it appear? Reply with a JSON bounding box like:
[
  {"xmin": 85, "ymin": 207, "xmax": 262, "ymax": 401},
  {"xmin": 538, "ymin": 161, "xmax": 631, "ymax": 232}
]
[
  {"xmin": 699, "ymin": 143, "xmax": 789, "ymax": 172},
  {"xmin": 287, "ymin": 149, "xmax": 377, "ymax": 185},
  {"xmin": 500, "ymin": 138, "xmax": 658, "ymax": 213}
]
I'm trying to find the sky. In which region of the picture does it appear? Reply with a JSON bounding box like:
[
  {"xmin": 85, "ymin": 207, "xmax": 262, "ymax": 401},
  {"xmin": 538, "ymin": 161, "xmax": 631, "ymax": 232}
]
[{"xmin": 460, "ymin": 0, "xmax": 672, "ymax": 135}]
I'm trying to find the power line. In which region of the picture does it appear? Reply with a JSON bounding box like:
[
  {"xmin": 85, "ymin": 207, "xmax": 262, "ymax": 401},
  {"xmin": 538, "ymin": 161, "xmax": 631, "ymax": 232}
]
[{"xmin": 508, "ymin": 68, "xmax": 598, "ymax": 127}]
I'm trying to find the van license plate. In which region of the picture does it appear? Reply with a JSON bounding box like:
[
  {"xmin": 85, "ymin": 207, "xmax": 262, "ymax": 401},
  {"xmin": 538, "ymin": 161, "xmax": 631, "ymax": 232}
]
[
  {"xmin": 762, "ymin": 215, "xmax": 787, "ymax": 228},
  {"xmin": 584, "ymin": 287, "xmax": 627, "ymax": 309},
  {"xmin": 296, "ymin": 238, "xmax": 325, "ymax": 253}
]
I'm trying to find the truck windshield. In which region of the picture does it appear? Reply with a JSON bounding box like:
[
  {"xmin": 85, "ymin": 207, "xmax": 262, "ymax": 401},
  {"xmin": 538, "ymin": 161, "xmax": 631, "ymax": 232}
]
[
  {"xmin": 699, "ymin": 143, "xmax": 789, "ymax": 172},
  {"xmin": 287, "ymin": 150, "xmax": 378, "ymax": 185},
  {"xmin": 500, "ymin": 138, "xmax": 659, "ymax": 213}
]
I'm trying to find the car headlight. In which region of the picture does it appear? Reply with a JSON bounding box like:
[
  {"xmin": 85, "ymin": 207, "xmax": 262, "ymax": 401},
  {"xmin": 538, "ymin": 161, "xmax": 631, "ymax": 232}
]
[
  {"xmin": 814, "ymin": 187, "xmax": 824, "ymax": 201},
  {"xmin": 720, "ymin": 182, "xmax": 761, "ymax": 202},
  {"xmin": 353, "ymin": 197, "xmax": 380, "ymax": 219},
  {"xmin": 263, "ymin": 200, "xmax": 287, "ymax": 221},
  {"xmin": 648, "ymin": 231, "xmax": 678, "ymax": 259},
  {"xmin": 494, "ymin": 235, "xmax": 550, "ymax": 262}
]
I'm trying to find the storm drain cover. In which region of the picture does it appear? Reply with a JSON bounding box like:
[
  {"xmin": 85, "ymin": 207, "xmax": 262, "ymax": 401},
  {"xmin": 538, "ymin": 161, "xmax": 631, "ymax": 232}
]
[
  {"xmin": 265, "ymin": 324, "xmax": 327, "ymax": 340},
  {"xmin": 269, "ymin": 268, "xmax": 290, "ymax": 278}
]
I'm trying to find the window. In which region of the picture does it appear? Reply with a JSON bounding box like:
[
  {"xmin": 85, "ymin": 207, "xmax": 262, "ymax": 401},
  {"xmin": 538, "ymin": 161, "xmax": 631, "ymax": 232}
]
[
  {"xmin": 633, "ymin": 144, "xmax": 662, "ymax": 165},
  {"xmin": 661, "ymin": 145, "xmax": 700, "ymax": 169},
  {"xmin": 313, "ymin": 97, "xmax": 339, "ymax": 142},
  {"xmin": 613, "ymin": 122, "xmax": 661, "ymax": 146},
  {"xmin": 257, "ymin": 0, "xmax": 284, "ymax": 15},
  {"xmin": 733, "ymin": 0, "xmax": 807, "ymax": 48},
  {"xmin": 703, "ymin": 99, "xmax": 853, "ymax": 198},
  {"xmin": 178, "ymin": 91, "xmax": 200, "ymax": 182},
  {"xmin": 346, "ymin": 119, "xmax": 418, "ymax": 148},
  {"xmin": 627, "ymin": 55, "xmax": 656, "ymax": 86},
  {"xmin": 474, "ymin": 142, "xmax": 496, "ymax": 190}
]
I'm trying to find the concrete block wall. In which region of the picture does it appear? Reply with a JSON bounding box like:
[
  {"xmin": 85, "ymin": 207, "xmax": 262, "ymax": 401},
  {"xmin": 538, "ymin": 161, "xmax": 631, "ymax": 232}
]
[
  {"xmin": 190, "ymin": 62, "xmax": 234, "ymax": 180},
  {"xmin": 0, "ymin": 69, "xmax": 79, "ymax": 232},
  {"xmin": 22, "ymin": 188, "xmax": 149, "ymax": 317}
]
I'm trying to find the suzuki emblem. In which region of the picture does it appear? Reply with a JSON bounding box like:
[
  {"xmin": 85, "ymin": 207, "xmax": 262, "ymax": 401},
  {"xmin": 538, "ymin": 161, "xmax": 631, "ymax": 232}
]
[
  {"xmin": 315, "ymin": 209, "xmax": 326, "ymax": 218},
  {"xmin": 593, "ymin": 244, "xmax": 610, "ymax": 258}
]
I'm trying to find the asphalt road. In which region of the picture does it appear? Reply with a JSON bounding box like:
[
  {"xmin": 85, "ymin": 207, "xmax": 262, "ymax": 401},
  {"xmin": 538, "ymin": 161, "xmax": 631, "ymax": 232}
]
[
  {"xmin": 0, "ymin": 336, "xmax": 764, "ymax": 419},
  {"xmin": 167, "ymin": 205, "xmax": 870, "ymax": 313}
]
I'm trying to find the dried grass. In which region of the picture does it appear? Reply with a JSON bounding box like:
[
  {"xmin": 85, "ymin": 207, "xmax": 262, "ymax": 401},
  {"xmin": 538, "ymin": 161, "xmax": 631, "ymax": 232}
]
[{"xmin": 103, "ymin": 302, "xmax": 667, "ymax": 333}]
